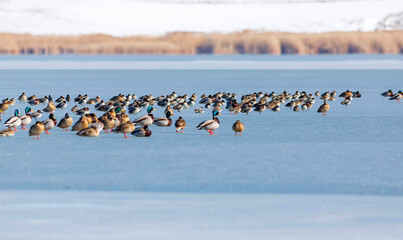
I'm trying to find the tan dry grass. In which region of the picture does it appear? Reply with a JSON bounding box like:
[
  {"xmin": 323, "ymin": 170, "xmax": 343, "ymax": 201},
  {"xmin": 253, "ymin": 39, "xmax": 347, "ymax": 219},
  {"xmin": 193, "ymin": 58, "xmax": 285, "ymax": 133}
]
[{"xmin": 0, "ymin": 31, "xmax": 402, "ymax": 55}]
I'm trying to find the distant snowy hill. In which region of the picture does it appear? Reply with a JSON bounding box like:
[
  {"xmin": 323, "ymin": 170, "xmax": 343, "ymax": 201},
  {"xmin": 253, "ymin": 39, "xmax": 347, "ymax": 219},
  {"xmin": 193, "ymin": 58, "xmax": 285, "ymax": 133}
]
[{"xmin": 0, "ymin": 0, "xmax": 402, "ymax": 36}]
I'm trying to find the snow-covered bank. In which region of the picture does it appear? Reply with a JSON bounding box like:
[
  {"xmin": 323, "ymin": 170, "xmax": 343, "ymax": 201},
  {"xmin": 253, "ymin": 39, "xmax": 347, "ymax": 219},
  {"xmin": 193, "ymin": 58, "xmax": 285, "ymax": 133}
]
[
  {"xmin": 0, "ymin": 0, "xmax": 402, "ymax": 36},
  {"xmin": 1, "ymin": 191, "xmax": 403, "ymax": 240}
]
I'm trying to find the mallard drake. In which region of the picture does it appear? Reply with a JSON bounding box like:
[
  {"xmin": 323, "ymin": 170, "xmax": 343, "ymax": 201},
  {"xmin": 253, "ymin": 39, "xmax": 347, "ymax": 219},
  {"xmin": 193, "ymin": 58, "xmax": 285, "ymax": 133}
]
[
  {"xmin": 232, "ymin": 120, "xmax": 244, "ymax": 135},
  {"xmin": 197, "ymin": 110, "xmax": 220, "ymax": 135},
  {"xmin": 32, "ymin": 110, "xmax": 42, "ymax": 119},
  {"xmin": 55, "ymin": 96, "xmax": 65, "ymax": 103},
  {"xmin": 4, "ymin": 109, "xmax": 21, "ymax": 131},
  {"xmin": 317, "ymin": 101, "xmax": 330, "ymax": 115},
  {"xmin": 77, "ymin": 122, "xmax": 104, "ymax": 137},
  {"xmin": 128, "ymin": 104, "xmax": 141, "ymax": 115},
  {"xmin": 75, "ymin": 107, "xmax": 90, "ymax": 116},
  {"xmin": 20, "ymin": 107, "xmax": 34, "ymax": 130},
  {"xmin": 153, "ymin": 111, "xmax": 173, "ymax": 127},
  {"xmin": 175, "ymin": 116, "xmax": 186, "ymax": 133},
  {"xmin": 112, "ymin": 121, "xmax": 135, "ymax": 138},
  {"xmin": 39, "ymin": 96, "xmax": 49, "ymax": 105},
  {"xmin": 56, "ymin": 100, "xmax": 67, "ymax": 109},
  {"xmin": 72, "ymin": 116, "xmax": 90, "ymax": 131},
  {"xmin": 133, "ymin": 106, "xmax": 155, "ymax": 126},
  {"xmin": 43, "ymin": 101, "xmax": 56, "ymax": 113},
  {"xmin": 131, "ymin": 125, "xmax": 152, "ymax": 137},
  {"xmin": 381, "ymin": 90, "xmax": 393, "ymax": 97},
  {"xmin": 0, "ymin": 102, "xmax": 9, "ymax": 114},
  {"xmin": 18, "ymin": 92, "xmax": 27, "ymax": 102},
  {"xmin": 0, "ymin": 128, "xmax": 15, "ymax": 137},
  {"xmin": 29, "ymin": 121, "xmax": 45, "ymax": 139},
  {"xmin": 57, "ymin": 113, "xmax": 73, "ymax": 131},
  {"xmin": 389, "ymin": 91, "xmax": 402, "ymax": 102},
  {"xmin": 42, "ymin": 114, "xmax": 57, "ymax": 134}
]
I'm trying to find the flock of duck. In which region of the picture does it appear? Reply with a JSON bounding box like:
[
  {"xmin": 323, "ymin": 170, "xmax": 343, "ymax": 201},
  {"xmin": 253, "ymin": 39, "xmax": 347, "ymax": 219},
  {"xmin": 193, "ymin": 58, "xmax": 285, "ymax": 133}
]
[{"xmin": 0, "ymin": 89, "xmax": 367, "ymax": 138}]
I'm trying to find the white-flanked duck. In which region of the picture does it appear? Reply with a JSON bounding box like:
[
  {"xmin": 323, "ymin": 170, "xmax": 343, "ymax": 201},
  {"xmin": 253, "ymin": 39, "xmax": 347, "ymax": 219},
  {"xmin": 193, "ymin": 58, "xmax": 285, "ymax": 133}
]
[
  {"xmin": 133, "ymin": 106, "xmax": 155, "ymax": 126},
  {"xmin": 197, "ymin": 110, "xmax": 220, "ymax": 135}
]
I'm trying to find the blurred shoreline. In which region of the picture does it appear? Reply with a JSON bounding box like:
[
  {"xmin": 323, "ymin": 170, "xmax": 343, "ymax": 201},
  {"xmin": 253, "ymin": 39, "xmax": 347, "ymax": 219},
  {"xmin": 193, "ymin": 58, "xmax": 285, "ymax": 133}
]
[{"xmin": 1, "ymin": 31, "xmax": 403, "ymax": 55}]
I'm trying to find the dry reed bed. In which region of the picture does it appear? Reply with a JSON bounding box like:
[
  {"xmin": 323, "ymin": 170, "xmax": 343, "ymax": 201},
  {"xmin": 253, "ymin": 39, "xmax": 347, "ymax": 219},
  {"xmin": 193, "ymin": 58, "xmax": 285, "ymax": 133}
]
[{"xmin": 0, "ymin": 31, "xmax": 402, "ymax": 55}]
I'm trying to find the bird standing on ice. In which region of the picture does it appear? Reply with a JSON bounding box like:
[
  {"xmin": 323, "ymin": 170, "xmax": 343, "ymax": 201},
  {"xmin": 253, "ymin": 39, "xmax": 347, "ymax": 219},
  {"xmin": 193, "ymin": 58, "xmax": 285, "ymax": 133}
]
[
  {"xmin": 197, "ymin": 110, "xmax": 220, "ymax": 135},
  {"xmin": 317, "ymin": 101, "xmax": 330, "ymax": 115},
  {"xmin": 232, "ymin": 120, "xmax": 244, "ymax": 135}
]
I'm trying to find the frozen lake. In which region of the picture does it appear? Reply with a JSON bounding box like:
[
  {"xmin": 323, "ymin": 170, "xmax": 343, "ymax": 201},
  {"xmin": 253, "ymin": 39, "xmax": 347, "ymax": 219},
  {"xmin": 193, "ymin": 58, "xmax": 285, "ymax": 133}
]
[{"xmin": 0, "ymin": 55, "xmax": 403, "ymax": 239}]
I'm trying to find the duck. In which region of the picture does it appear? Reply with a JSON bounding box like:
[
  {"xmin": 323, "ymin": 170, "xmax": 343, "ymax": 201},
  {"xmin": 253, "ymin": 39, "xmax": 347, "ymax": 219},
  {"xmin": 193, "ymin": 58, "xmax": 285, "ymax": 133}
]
[
  {"xmin": 232, "ymin": 120, "xmax": 244, "ymax": 135},
  {"xmin": 389, "ymin": 91, "xmax": 402, "ymax": 102},
  {"xmin": 27, "ymin": 95, "xmax": 37, "ymax": 101},
  {"xmin": 112, "ymin": 121, "xmax": 135, "ymax": 138},
  {"xmin": 131, "ymin": 125, "xmax": 152, "ymax": 137},
  {"xmin": 99, "ymin": 115, "xmax": 115, "ymax": 133},
  {"xmin": 56, "ymin": 100, "xmax": 67, "ymax": 109},
  {"xmin": 254, "ymin": 104, "xmax": 266, "ymax": 113},
  {"xmin": 153, "ymin": 111, "xmax": 173, "ymax": 127},
  {"xmin": 381, "ymin": 90, "xmax": 394, "ymax": 97},
  {"xmin": 71, "ymin": 105, "xmax": 79, "ymax": 113},
  {"xmin": 128, "ymin": 104, "xmax": 141, "ymax": 115},
  {"xmin": 194, "ymin": 107, "xmax": 204, "ymax": 113},
  {"xmin": 341, "ymin": 96, "xmax": 352, "ymax": 106},
  {"xmin": 133, "ymin": 106, "xmax": 155, "ymax": 126},
  {"xmin": 43, "ymin": 101, "xmax": 56, "ymax": 113},
  {"xmin": 175, "ymin": 116, "xmax": 186, "ymax": 133},
  {"xmin": 77, "ymin": 122, "xmax": 104, "ymax": 137},
  {"xmin": 66, "ymin": 94, "xmax": 71, "ymax": 102},
  {"xmin": 4, "ymin": 109, "xmax": 22, "ymax": 131},
  {"xmin": 32, "ymin": 110, "xmax": 43, "ymax": 119},
  {"xmin": 55, "ymin": 96, "xmax": 65, "ymax": 103},
  {"xmin": 196, "ymin": 110, "xmax": 220, "ymax": 135},
  {"xmin": 339, "ymin": 90, "xmax": 352, "ymax": 99},
  {"xmin": 29, "ymin": 121, "xmax": 45, "ymax": 139},
  {"xmin": 0, "ymin": 128, "xmax": 15, "ymax": 137},
  {"xmin": 18, "ymin": 92, "xmax": 27, "ymax": 102},
  {"xmin": 72, "ymin": 116, "xmax": 90, "ymax": 131},
  {"xmin": 20, "ymin": 107, "xmax": 34, "ymax": 130},
  {"xmin": 352, "ymin": 91, "xmax": 361, "ymax": 98},
  {"xmin": 57, "ymin": 113, "xmax": 73, "ymax": 131},
  {"xmin": 42, "ymin": 114, "xmax": 57, "ymax": 134},
  {"xmin": 317, "ymin": 101, "xmax": 330, "ymax": 115},
  {"xmin": 28, "ymin": 99, "xmax": 40, "ymax": 106},
  {"xmin": 75, "ymin": 107, "xmax": 90, "ymax": 116},
  {"xmin": 0, "ymin": 102, "xmax": 9, "ymax": 114}
]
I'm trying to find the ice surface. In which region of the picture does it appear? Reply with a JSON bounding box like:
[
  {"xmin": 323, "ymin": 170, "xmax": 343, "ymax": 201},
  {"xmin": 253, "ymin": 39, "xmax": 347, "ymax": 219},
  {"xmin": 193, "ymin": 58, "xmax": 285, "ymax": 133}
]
[
  {"xmin": 0, "ymin": 55, "xmax": 402, "ymax": 239},
  {"xmin": 0, "ymin": 0, "xmax": 402, "ymax": 35}
]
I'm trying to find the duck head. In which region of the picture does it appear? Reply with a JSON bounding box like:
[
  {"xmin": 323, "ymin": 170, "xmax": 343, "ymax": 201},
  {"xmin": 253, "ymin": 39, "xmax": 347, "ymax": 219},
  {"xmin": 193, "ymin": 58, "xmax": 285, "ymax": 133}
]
[
  {"xmin": 49, "ymin": 113, "xmax": 56, "ymax": 121},
  {"xmin": 212, "ymin": 110, "xmax": 221, "ymax": 118},
  {"xmin": 115, "ymin": 107, "xmax": 123, "ymax": 114},
  {"xmin": 166, "ymin": 111, "xmax": 173, "ymax": 119},
  {"xmin": 147, "ymin": 106, "xmax": 155, "ymax": 114},
  {"xmin": 14, "ymin": 109, "xmax": 19, "ymax": 116},
  {"xmin": 25, "ymin": 107, "xmax": 33, "ymax": 114}
]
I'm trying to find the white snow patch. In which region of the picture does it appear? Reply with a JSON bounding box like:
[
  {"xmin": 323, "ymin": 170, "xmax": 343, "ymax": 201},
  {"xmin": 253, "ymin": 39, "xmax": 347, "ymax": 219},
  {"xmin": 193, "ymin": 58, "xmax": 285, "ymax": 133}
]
[{"xmin": 0, "ymin": 0, "xmax": 402, "ymax": 35}]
